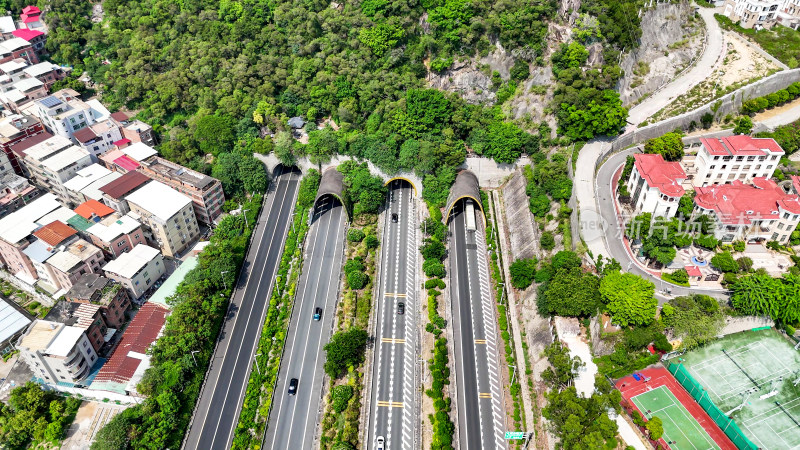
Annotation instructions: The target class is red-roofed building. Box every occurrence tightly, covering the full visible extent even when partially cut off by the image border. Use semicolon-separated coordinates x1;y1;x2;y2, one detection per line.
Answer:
22;6;41;16
98;171;151;215
74;199;114;221
694;135;784;187
113;155;139;173
33;220;77;247
626;153;687;218
694;178;800;244
11;29;44;54
91;302;168;395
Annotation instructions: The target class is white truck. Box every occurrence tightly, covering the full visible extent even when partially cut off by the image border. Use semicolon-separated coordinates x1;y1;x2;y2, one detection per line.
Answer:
465;199;476;232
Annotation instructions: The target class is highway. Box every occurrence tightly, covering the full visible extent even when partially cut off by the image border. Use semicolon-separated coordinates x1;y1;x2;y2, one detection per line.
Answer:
368;181;418;450
183;165;300;450
263;194;346;450
449;199;506;450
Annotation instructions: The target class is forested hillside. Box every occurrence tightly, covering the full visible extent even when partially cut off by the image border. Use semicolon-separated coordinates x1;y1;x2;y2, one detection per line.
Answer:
27;0;644;202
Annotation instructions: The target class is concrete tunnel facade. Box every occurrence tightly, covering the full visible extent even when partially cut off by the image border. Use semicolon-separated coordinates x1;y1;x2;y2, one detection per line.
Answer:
444;170;486;227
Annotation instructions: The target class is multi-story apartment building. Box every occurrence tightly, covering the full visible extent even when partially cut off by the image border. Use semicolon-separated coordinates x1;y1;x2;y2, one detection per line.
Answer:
0;114;45;174
0;193;59;283
65;273;132;329
98;171;151;214
12;29;46;55
73;119;123;158
693;177;800;244
626;153;687;218
33;89;97;140
63;164;114;207
0;172;40;218
22;62;64;90
138;156;225;224
22;137;92;205
693;135;784;187
86;213;147;258
125;180;199;257
17;320;98;386
45;238;105;293
102;244;165;299
723;0;782;28
0;37;38;65
111;112;156;147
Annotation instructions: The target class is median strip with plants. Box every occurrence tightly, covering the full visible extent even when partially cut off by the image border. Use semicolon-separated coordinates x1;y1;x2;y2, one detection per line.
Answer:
421;205;455;450
231;170;320;449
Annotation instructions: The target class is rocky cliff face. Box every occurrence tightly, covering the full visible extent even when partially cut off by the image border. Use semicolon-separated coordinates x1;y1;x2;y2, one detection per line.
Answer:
618;1;704;106
426;42;517;105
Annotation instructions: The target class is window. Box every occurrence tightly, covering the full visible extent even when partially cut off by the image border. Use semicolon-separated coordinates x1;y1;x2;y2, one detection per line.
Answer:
135;280;139;285
710;165;716;169
721;165;727;169
83;341;88;348
779;223;785;230
134;234;140;239
145;278;151;285
118;241;124;247
733;165;741;170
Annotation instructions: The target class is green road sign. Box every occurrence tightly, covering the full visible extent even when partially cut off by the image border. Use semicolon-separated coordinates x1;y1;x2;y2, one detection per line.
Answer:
505;432;525;439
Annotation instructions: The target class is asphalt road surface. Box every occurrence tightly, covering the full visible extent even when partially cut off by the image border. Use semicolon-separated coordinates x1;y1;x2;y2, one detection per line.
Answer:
183;166;300;450
368;181;418;450
263;194;346;450
449;200;506;450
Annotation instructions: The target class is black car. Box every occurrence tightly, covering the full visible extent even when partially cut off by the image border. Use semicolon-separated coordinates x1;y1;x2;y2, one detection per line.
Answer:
288;378;298;395
391;213;398;222
397;302;405;315
313;307;322;321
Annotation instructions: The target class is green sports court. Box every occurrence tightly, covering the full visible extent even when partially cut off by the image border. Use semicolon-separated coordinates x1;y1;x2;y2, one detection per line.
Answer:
677;328;800;450
631;385;720;450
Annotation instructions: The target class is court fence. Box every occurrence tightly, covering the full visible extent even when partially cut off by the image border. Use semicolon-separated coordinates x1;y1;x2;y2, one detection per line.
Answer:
665;360;758;450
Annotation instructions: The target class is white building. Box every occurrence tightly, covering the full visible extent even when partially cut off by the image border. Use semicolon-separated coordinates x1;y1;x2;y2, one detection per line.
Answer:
693;135;783;187
627;153;687;218
723;0;783;28
33;89;97;140
694;177;800;244
17;320;99;386
102;244;165;299
73;118;123;158
125;180;200;257
63;164;114;207
23;141;92;205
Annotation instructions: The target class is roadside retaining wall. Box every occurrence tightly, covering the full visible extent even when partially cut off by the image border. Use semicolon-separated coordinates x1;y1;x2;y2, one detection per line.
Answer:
611;68;800;152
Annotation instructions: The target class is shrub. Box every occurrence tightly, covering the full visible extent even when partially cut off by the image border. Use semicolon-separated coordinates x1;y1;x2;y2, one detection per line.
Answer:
733;240;746;252
787;324;797;336
722;271;738;286
331;385;354;412
423;260;446;278
653;334;672;352
733;116;753;135
540;232;555;251
420;238;446;261
694;234;719;250
346;271;369;290
364;234;379;249
425;279;446;290
711;251;738;273
737;256;753;272
646;416;664;440
510;258;537;290
347;228;365;242
324;328;368;377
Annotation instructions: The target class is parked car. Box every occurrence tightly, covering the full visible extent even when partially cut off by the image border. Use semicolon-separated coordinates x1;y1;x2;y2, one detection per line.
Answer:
288;378;298;395
313;307;322;321
397;302;405;315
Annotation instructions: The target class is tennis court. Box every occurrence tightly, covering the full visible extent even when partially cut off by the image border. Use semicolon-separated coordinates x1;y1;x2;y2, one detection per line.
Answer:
631;385;720;450
679;328;800;450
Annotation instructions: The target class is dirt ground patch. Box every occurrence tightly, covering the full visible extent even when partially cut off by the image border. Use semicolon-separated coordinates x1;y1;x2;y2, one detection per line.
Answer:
650;32;781;122
61;401;127;449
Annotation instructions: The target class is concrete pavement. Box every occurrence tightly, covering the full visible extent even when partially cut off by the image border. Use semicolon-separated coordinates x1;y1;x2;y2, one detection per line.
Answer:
183;166;300;450
368;181;418;450
263;195;346;450
449;200;506;450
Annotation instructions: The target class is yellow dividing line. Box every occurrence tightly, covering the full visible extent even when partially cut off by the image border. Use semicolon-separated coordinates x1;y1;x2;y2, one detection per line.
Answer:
384;292;407;298
377;401;405;408
474;339;487;344
381;338;406;344
478;393;492;399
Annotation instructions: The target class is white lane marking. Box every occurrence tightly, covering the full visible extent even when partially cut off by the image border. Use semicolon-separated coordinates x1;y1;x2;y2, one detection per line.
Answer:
450;210;470;449
207;169;298;449
297;207;346;443
387;189;403;445
268;201;336;450
464;217;486;450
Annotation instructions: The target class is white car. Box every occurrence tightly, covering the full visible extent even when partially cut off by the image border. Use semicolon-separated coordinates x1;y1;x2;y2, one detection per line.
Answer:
376;436;385;450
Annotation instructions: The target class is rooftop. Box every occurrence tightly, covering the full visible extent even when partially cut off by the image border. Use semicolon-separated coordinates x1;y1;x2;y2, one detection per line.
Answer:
33;220;77;246
35;206;76;227
110;112;129;123
46;247;82;273
63;164;113;193
0;193;58;243
0;38;30;53
695;178;800;224
18;320;62;352
45;326;85;357
23;134;72;162
87;213;141;243
40;146;91;173
0;16;15;34
74;199;115;221
102;244;160;279
0;297;31;345
140;156;218;190
148;256;198;308
12;77;42;93
701;135;785;157
21;237;54;263
13;29;44;42
21;62;55;79
120;142;157;162
633;153;686;198
80;172;122;201
0;114;39;140
65;273;111;301
113;155;139;172
0;59;26;74
98;171;150;200
86;99;111;122
9;131;51;159
72;127;97;144
92;303;168;387
125;180;191;221
22;6;41;16
66;214;93;232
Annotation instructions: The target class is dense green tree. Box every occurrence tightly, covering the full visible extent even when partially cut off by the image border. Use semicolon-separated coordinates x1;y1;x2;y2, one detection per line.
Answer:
538;267;601;317
600;271;657;326
509;258;537;289
542;378;621;450
195;115;236;155
734;116;754;135
711;251;738;273
542;341;583;389
661;295;724;349
644;132;684;161
324;328;369;377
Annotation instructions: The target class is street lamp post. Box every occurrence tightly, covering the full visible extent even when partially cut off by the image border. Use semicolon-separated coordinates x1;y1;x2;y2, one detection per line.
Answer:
254;353;262;375
220;270;229;294
243;209;250;231
191;350;199;366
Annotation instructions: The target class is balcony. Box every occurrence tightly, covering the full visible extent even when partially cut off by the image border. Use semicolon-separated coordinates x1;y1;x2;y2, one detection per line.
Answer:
63;351;81;369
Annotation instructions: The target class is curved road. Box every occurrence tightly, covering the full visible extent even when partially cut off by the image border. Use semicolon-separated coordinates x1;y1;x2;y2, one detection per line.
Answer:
264;196;345;450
